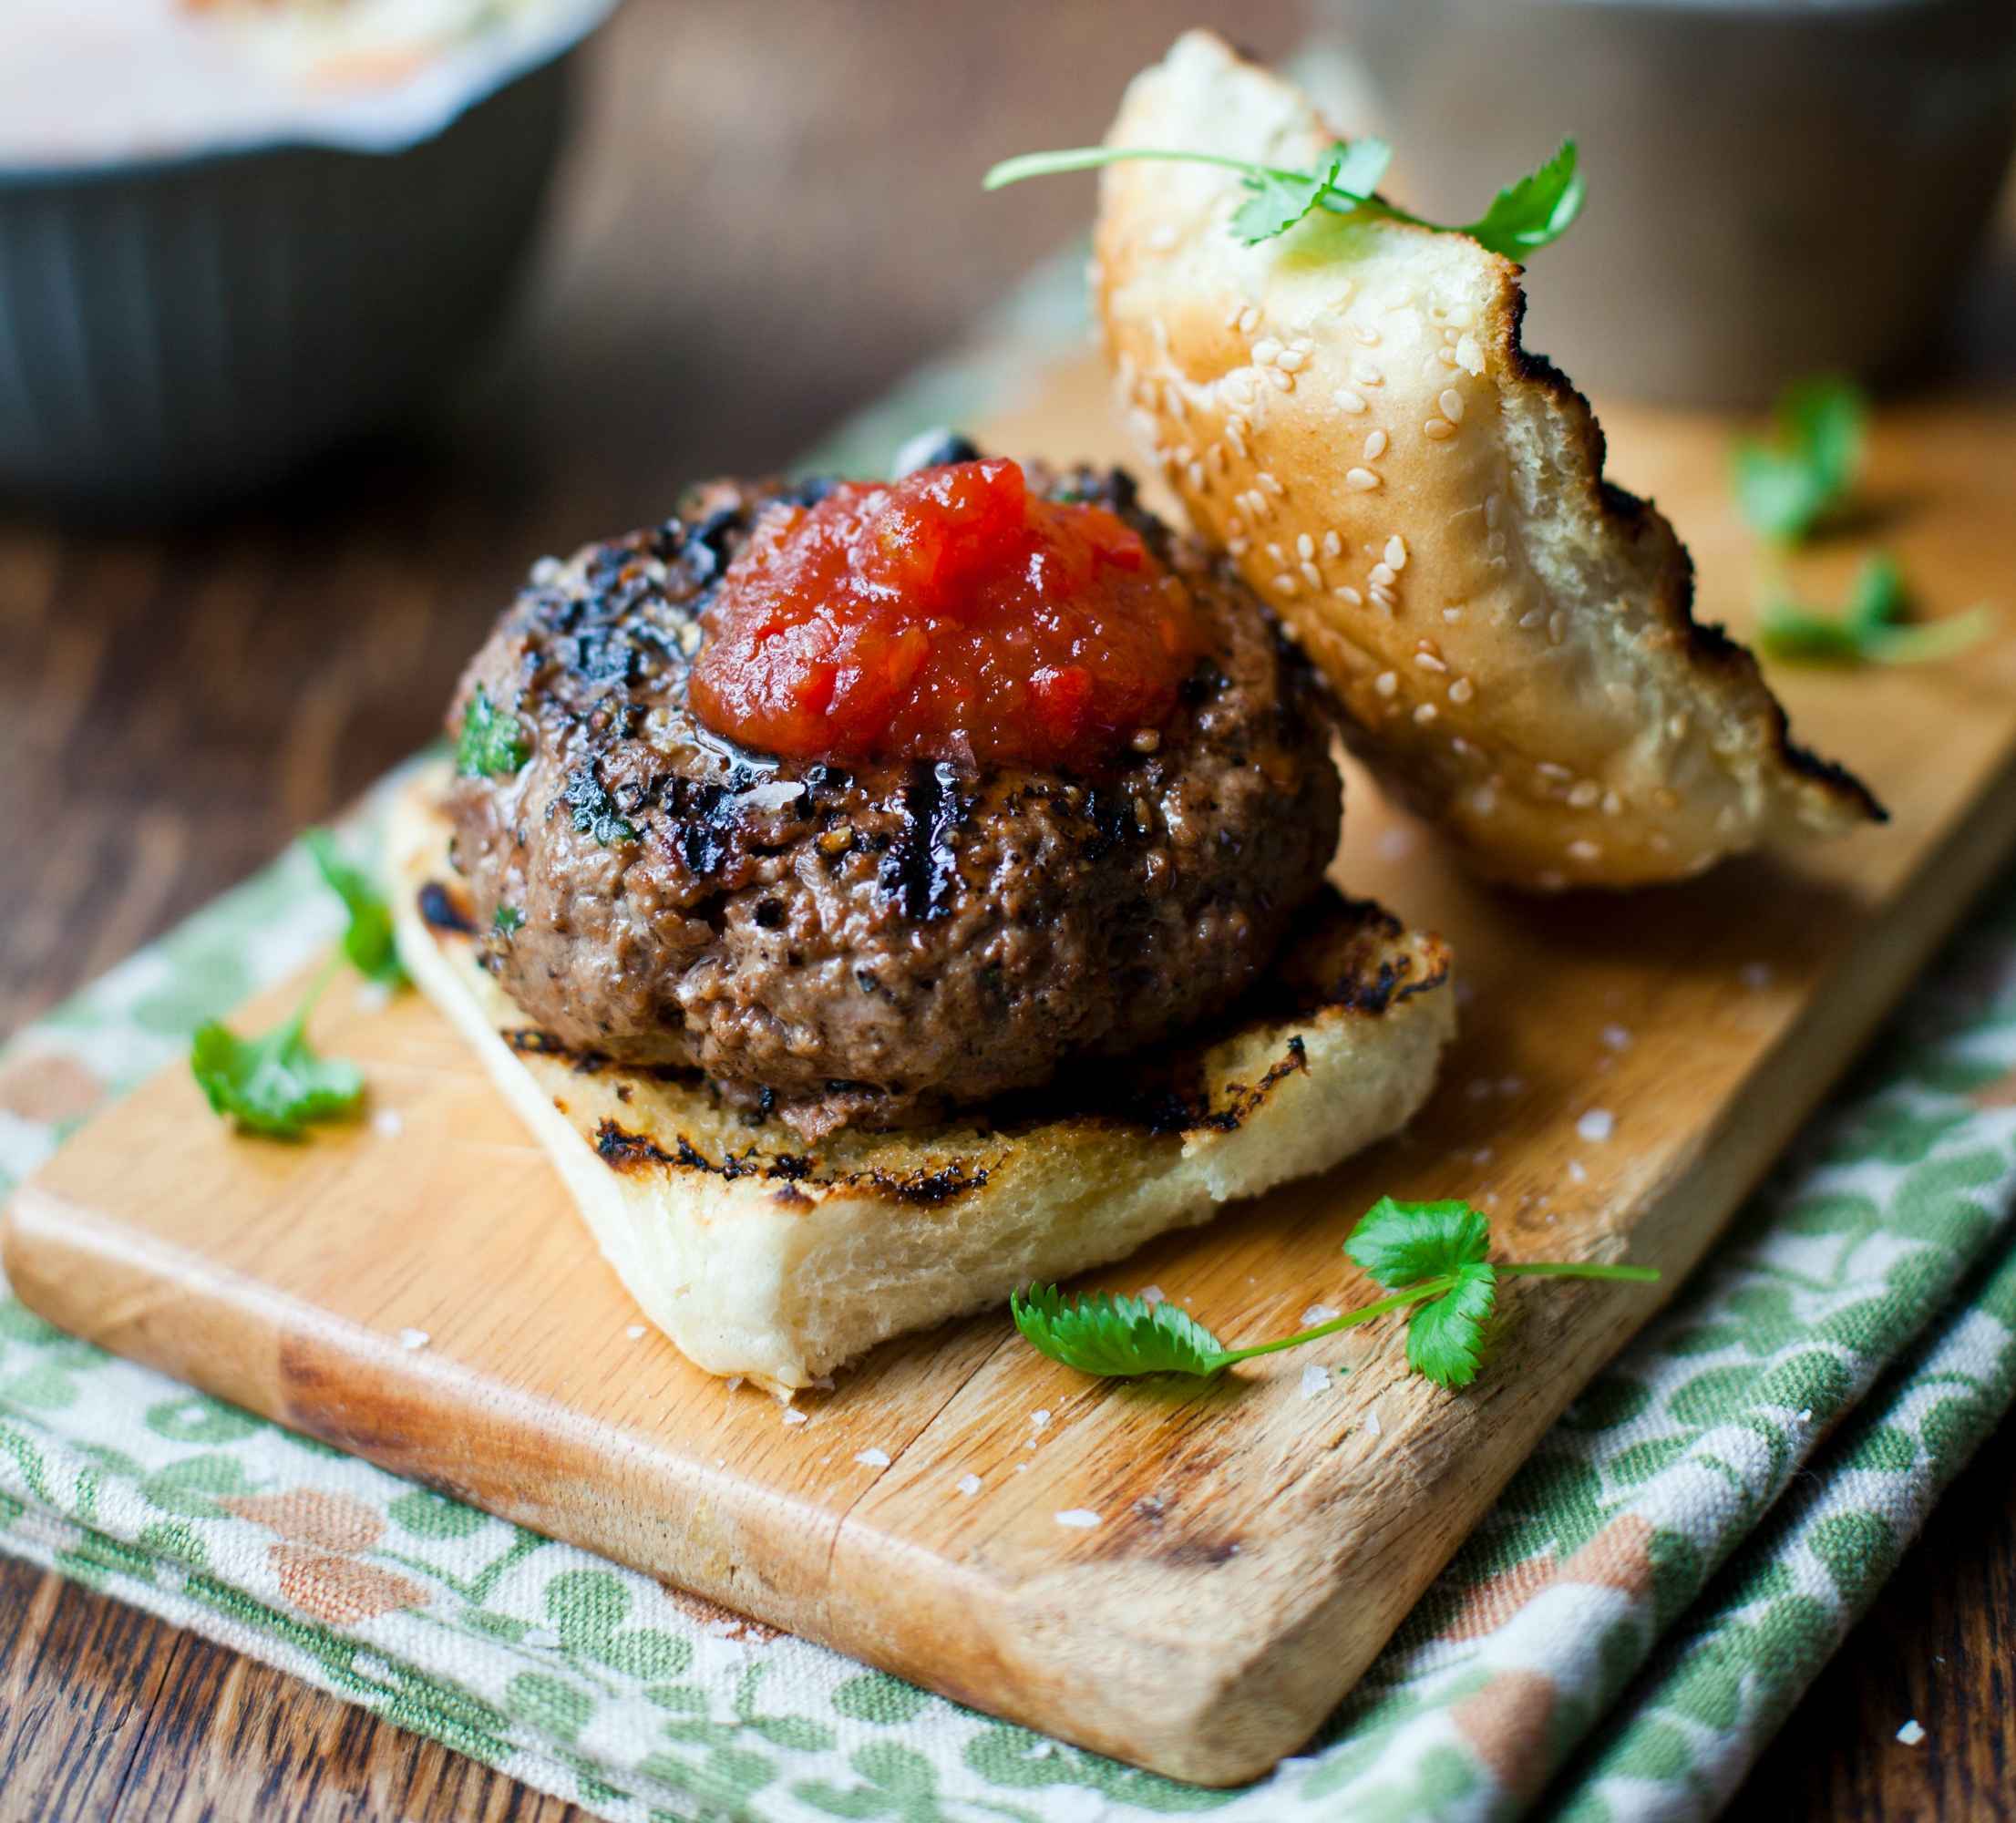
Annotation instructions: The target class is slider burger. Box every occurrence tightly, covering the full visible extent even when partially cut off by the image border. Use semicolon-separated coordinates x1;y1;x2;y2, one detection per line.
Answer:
391;445;1455;1389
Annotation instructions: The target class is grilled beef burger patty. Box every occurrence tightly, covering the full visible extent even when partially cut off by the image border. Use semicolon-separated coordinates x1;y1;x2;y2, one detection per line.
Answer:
439;460;1342;1138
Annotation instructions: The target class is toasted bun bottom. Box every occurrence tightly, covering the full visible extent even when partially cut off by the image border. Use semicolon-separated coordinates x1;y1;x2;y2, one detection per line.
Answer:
387;768;1455;1392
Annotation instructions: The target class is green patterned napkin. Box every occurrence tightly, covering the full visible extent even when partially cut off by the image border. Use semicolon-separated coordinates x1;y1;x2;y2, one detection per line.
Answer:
8;291;2016;1817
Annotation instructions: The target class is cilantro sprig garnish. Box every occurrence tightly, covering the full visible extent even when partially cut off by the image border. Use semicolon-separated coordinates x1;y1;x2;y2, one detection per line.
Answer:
1759;553;1994;668
191;827;407;1138
1011;1198;1657;1391
983;138;1584;261
190;959;363;1139
1733;376;1867;543
305;828;406;987
456;684;530;778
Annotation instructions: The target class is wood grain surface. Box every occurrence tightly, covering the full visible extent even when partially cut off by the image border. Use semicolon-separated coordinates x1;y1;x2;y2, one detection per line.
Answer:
3;1;2014;1816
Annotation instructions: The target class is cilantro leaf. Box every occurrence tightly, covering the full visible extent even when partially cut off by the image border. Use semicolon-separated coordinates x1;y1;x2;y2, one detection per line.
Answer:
1459;139;1585;260
1760;552;1992;667
1404;1262;1497;1389
1009;1198;1658;1389
456;684;530;778
1733;376;1867;542
1344;1196;1488;1287
190;1003;363;1139
304;829;406;987
984;138;1581;258
493;904;526;935
1011;1285;1230;1376
1230;151;1343;245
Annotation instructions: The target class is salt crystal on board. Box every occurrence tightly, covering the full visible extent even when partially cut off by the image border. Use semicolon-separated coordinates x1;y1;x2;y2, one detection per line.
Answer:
1577;1108;1614;1143
1054;1509;1101;1529
855;1447;891;1469
1897;1720;1926;1746
1299;1364;1330;1400
955;1473;982;1497
397;1328;429;1351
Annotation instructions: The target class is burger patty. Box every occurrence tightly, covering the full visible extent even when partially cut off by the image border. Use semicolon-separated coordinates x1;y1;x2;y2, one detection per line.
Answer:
439;457;1342;1138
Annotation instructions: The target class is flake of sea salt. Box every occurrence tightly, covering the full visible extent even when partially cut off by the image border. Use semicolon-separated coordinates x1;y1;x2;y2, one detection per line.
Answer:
955;1473;982;1497
370;1107;404;1138
1301;1303;1341;1326
1054;1509;1101;1529
1299;1364;1330;1400
854;1447;891;1469
1897;1720;1926;1746
397;1328;429;1352
1577;1108;1614;1143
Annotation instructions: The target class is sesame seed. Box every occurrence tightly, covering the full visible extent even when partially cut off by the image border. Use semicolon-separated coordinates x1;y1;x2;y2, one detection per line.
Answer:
1353;360;1383;386
1301;561;1322;589
1257;470;1285;496
1187;462;1205;490
1276;347;1308;372
1385;536;1407;570
1208;442;1227;473
1569;839;1602;862
1055;1509;1101;1529
1602;791;1624;817
1455;335;1483;372
1424;419;1457;441
1448;677;1476;705
1266;541;1286;564
1437;348;1458;366
1267;368;1293;392
1252;336;1283;365
1438;388;1466;423
1373;671;1398;697
1227;538;1249;557
1601;1024;1632;1050
1223;301;1246;330
1345;468;1382;491
1414;653;1447;673
1371;562;1397;587
955;1472;982;1497
1577;1108;1614;1142
1414;703;1438;724
1239;304;1261;334
1225;421;1248;458
1337;586;1364;605
855;1447;891;1468
1352;323;1382;346
1569;781;1600;809
1567;1159;1589;1184
1363;429;1389;461
1446;304;1474;328
1297;532;1316;560
1273;574;1300;597
1322;530;1343;558
1370;584;1398;611
1332;387;1369;414
1537;761;1572;780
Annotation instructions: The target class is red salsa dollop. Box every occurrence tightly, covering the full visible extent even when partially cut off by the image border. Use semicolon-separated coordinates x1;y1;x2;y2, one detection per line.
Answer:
688;458;1200;770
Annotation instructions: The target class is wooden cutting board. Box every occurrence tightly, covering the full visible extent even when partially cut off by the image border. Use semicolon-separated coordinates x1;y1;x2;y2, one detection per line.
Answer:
9;350;2016;1787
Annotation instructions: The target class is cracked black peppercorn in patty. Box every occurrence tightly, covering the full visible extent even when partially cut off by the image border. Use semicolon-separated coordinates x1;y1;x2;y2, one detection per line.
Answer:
438;458;1343;1138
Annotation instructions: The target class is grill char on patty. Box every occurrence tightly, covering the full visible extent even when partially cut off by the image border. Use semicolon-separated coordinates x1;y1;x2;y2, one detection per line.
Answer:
439;459;1343;1138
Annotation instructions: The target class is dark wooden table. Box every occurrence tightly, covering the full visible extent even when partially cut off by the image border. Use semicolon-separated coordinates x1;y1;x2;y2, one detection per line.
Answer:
1;3;2011;1815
